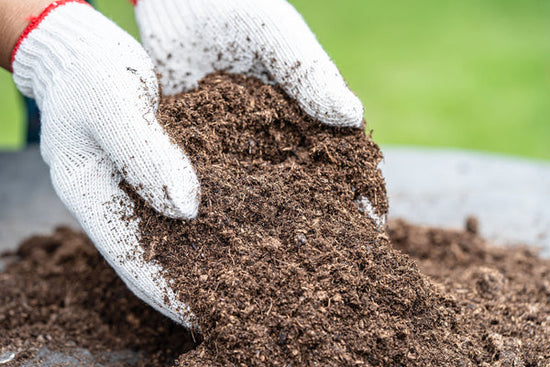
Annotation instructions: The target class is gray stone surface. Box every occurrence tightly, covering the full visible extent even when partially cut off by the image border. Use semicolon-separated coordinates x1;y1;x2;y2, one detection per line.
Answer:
380;146;550;256
0;146;78;252
19;347;140;367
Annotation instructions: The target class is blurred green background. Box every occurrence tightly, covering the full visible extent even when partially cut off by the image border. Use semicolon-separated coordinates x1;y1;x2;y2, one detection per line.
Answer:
0;0;548;159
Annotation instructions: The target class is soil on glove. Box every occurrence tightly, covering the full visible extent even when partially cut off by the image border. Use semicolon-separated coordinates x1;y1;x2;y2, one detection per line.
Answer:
2;73;549;366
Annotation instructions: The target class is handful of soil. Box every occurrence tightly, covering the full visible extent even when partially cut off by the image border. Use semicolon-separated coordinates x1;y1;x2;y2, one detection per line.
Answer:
125;73;461;365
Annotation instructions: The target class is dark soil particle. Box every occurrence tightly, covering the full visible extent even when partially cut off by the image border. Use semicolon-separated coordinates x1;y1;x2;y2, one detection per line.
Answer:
2;73;549;366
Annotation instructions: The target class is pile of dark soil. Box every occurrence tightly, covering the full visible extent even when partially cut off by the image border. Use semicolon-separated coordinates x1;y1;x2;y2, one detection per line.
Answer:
125;73;548;365
389;219;550;366
127;73;461;366
1;73;549;366
0;227;195;366
2;220;550;366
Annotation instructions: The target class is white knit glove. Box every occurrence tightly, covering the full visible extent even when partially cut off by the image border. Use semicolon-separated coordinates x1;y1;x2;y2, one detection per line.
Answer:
134;0;364;128
12;0;199;327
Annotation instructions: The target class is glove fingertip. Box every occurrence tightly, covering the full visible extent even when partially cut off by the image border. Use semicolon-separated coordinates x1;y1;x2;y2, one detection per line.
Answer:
153;160;201;220
163;183;201;220
336;91;365;128
301;86;365;129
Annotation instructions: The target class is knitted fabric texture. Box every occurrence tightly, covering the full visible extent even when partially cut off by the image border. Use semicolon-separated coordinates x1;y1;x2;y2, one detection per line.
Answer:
12;1;200;327
134;0;364;128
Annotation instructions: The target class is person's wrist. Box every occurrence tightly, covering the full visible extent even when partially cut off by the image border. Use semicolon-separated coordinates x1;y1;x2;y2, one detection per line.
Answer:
11;1;125;103
9;0;92;74
0;0;58;70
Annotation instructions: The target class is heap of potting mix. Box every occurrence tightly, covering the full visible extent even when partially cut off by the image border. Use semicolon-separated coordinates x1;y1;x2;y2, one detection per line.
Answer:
1;73;549;366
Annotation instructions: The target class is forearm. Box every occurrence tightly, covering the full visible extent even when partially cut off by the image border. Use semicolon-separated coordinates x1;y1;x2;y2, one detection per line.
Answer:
0;0;54;70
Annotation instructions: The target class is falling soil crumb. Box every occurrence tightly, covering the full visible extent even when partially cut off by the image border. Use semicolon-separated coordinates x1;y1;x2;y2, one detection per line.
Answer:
2;73;549;366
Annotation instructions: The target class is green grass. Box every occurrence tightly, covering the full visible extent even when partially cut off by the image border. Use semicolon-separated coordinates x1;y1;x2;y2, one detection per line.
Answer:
0;70;24;149
1;0;549;160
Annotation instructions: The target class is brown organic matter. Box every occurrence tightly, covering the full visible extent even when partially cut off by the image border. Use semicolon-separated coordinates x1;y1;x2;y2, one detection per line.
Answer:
389;219;550;366
2;73;549;366
0;227;195;367
2;220;550;366
127;72;457;366
123;73;547;366
3;220;550;366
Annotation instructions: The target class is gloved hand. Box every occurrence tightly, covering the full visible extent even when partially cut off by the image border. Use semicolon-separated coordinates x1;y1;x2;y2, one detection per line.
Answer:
133;0;385;229
133;0;364;128
12;0;199;326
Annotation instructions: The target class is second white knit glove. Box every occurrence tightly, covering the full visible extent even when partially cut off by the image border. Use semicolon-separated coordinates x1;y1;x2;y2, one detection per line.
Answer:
134;0;364;128
12;0;199;327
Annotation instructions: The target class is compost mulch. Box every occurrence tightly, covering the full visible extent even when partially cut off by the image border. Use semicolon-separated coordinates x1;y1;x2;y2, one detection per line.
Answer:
1;73;549;366
2;221;550;366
